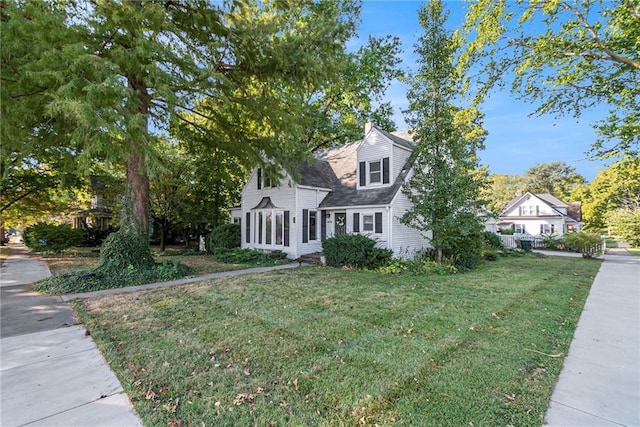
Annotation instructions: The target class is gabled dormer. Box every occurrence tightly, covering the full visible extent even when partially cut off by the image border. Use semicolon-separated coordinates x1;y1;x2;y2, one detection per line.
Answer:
356;122;413;190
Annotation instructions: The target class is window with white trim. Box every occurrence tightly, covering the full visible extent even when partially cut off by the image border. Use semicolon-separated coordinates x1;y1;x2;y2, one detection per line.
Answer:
369;160;381;184
514;224;526;234
519;205;538;215
362;214;374;232
540;224;554;234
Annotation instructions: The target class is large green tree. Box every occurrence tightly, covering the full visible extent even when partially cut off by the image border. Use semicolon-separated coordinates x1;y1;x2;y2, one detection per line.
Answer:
2;0;360;240
571;158;640;229
482;173;524;214
401;0;486;265
521;161;586;201
461;0;639;158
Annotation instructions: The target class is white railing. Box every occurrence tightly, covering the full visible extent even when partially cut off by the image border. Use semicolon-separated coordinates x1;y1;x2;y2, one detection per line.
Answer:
497;234;545;249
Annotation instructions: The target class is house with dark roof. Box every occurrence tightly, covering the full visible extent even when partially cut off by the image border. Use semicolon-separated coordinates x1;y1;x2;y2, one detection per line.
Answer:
497;192;582;236
237;122;442;259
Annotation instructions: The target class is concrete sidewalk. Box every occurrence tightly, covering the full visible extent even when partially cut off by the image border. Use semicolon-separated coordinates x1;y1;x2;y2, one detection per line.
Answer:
0;243;143;427
544;253;640;426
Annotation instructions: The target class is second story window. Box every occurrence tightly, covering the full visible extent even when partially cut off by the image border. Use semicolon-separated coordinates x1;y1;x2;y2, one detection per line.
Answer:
369;160;381;184
359;157;390;187
519;205;538;215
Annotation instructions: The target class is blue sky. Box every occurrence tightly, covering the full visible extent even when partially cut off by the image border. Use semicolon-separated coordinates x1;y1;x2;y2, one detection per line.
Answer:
354;1;610;182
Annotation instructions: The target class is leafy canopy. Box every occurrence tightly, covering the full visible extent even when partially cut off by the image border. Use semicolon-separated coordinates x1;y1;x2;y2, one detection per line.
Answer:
460;0;639;158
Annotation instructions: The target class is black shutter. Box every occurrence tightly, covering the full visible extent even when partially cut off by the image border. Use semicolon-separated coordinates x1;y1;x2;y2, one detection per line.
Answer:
284;211;290;247
257;168;262;189
375;212;383;233
302;209;309;243
359;161;366;186
309;211;316;240
353;213;360;232
258;212;263;244
245;212;251;243
321;210;327;241
383;157;390;184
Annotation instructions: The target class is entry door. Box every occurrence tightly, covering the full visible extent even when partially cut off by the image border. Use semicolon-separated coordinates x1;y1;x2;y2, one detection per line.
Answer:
334;212;346;235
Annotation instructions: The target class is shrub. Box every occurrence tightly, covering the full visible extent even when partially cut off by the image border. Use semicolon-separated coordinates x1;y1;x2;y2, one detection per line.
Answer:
206;223;241;252
481;249;498;261
483;231;503;249
322;234;390;269
498;228;514;235
98;230;155;271
23;223;84;253
82;225;117;247
563;232;602;258
213;248;289;265
540;233;563;250
443;224;484;271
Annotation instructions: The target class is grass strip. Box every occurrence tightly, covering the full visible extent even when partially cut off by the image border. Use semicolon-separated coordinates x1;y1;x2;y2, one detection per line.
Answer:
75;255;601;426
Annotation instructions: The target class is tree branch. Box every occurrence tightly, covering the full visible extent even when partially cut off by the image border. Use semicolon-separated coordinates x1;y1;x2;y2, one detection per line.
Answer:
561;1;640;70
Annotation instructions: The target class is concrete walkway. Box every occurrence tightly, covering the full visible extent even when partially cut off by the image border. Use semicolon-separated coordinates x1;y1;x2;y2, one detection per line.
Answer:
1;243;304;427
544;252;640;426
0;243;143;427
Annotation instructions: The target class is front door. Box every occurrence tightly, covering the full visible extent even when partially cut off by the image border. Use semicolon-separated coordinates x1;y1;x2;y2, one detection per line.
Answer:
334;212;346;236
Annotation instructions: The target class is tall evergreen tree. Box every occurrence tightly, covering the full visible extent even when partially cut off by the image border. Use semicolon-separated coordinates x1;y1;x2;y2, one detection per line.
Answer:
401;0;486;265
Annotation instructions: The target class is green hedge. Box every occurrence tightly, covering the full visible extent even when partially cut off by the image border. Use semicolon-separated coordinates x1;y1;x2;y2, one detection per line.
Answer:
322;234;392;269
206;223;241;252
23;223;84;253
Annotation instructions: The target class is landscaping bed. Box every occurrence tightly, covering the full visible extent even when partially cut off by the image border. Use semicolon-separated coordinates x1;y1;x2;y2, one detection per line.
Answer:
74;255;601;426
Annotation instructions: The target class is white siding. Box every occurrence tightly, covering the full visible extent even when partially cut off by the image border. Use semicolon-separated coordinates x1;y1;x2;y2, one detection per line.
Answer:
240;168;297;258
296;187;329;256
357;130;392;189
501;194;570;235
392;144;412;182
389;187;430;259
345;208;389;249
503;194;558;217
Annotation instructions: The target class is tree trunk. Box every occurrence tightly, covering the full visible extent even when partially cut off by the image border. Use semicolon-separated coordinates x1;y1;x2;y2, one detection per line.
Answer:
160;218;166;252
125;72;150;237
126;149;150;235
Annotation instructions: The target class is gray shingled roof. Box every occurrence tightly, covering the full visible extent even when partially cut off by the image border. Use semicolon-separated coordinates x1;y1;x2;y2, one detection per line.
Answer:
292;127;415;208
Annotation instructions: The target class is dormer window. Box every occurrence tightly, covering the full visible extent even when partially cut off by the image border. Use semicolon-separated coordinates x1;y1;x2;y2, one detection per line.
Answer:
369;160;381;184
359;157;390;187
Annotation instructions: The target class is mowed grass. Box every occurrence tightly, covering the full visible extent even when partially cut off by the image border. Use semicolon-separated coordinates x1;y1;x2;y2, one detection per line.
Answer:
75;255;601;426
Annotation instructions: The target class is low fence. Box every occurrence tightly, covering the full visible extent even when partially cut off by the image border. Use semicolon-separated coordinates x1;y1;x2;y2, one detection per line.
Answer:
496;233;604;256
497;234;545;249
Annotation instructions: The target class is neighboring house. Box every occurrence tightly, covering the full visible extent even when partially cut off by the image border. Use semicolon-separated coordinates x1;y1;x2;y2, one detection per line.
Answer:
497;192;582;236
236;122;491;260
70;194;113;231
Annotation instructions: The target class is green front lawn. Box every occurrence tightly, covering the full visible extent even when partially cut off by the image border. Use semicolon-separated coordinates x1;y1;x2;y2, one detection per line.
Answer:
75;255;601;426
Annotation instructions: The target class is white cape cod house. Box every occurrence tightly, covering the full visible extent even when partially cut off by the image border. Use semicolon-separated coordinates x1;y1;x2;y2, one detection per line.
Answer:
235;123;438;259
497;192;582;236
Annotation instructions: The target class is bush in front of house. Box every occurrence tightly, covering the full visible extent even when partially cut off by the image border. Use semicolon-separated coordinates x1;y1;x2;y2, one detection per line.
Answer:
322;233;392;269
483;231;503;249
206;223;241;252
23;222;85;254
213;247;289;265
563;232;602;258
